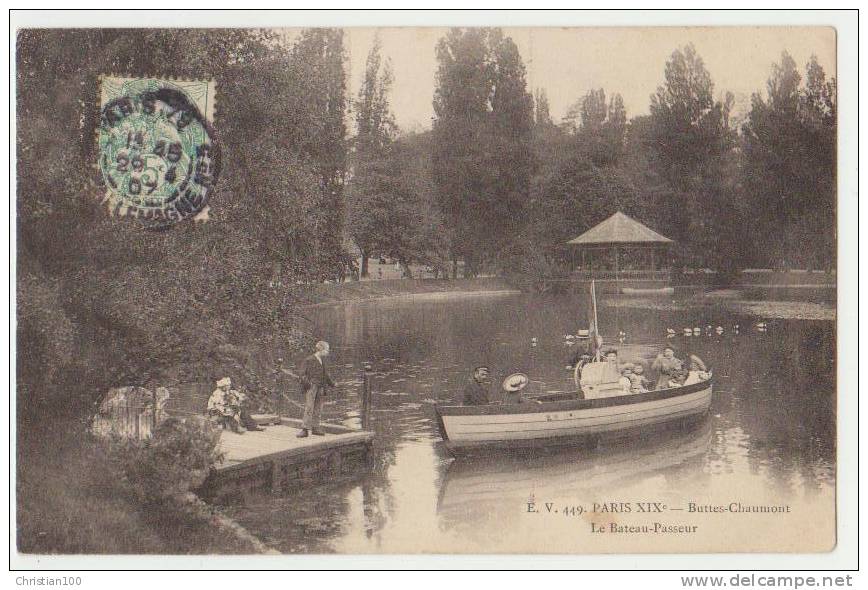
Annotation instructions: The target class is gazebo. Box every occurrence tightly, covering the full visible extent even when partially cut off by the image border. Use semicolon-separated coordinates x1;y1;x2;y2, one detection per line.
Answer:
567;211;674;286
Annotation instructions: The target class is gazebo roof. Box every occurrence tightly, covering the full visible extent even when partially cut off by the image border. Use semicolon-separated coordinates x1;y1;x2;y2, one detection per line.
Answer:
567;211;674;245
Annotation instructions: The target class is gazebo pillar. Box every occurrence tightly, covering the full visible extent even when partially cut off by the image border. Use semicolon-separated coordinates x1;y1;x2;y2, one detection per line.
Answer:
613;245;620;278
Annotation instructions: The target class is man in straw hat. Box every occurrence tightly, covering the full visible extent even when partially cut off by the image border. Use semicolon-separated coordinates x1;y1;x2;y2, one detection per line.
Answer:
501;372;529;405
297;340;336;438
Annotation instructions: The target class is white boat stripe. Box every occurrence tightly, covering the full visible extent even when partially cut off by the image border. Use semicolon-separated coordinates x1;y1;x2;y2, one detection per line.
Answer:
445;391;710;428
453;407;707;437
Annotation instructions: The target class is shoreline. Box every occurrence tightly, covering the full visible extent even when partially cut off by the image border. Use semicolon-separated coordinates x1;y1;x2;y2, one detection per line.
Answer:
605;295;835;321
298;278;835;321
303;288;522;308
298;277;521;307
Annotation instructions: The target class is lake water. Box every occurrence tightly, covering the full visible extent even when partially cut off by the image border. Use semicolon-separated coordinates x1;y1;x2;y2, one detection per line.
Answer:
225;293;836;554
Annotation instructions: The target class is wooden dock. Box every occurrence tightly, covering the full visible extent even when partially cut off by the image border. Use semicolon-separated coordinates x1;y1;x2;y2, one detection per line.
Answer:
199;416;374;502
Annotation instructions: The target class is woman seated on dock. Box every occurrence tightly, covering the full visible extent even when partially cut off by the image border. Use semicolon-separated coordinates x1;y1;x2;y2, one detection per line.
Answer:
206;377;264;433
208;377;244;433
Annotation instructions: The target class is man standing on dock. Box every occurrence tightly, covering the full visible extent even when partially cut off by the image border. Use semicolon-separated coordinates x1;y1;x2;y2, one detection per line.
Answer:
297;340;336;438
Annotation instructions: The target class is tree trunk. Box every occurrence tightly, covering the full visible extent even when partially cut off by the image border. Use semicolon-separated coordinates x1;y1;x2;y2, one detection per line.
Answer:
451;257;458;280
360;251;369;278
399;261;414;279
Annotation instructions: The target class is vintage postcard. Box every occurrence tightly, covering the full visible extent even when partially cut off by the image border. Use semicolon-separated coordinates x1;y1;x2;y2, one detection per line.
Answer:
11;11;855;569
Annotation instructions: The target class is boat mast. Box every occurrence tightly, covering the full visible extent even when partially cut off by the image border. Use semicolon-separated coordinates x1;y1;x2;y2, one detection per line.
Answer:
589;279;601;361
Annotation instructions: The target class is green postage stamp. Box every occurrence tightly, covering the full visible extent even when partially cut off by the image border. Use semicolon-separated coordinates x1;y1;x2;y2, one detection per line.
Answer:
97;76;220;228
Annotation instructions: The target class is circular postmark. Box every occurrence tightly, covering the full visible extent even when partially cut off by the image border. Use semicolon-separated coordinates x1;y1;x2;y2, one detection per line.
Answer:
98;84;220;228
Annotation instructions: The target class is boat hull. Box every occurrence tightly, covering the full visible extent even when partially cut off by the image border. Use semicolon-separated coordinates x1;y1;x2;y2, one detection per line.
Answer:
435;379;712;454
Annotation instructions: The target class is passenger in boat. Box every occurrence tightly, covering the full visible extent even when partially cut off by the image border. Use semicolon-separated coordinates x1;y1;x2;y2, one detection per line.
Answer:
668;366;690;387
629;364;649;393
652;345;683;389
463;366;491;406
684;354;711;385
501;373;529;405
567;349;592;373
618;364;634;394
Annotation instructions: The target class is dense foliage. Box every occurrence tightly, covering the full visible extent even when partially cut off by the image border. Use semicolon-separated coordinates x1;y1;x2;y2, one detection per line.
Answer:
16;29;349;427
115;417;223;503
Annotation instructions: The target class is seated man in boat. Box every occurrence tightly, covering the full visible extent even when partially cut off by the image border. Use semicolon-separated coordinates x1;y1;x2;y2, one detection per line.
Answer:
652;345;683;389
463;366;491;406
566;330;592;368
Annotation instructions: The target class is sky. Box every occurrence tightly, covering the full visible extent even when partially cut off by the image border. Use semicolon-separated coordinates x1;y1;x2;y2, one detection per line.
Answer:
283;27;836;132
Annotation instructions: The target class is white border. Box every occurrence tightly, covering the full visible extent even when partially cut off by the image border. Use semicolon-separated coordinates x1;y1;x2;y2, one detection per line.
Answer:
6;8;859;574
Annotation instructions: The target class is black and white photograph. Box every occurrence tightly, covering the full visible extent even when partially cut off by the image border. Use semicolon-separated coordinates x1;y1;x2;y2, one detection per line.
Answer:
10;10;857;570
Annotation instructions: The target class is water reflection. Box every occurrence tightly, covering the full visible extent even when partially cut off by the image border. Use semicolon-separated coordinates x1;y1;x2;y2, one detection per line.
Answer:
437;420;713;528
226;293;835;553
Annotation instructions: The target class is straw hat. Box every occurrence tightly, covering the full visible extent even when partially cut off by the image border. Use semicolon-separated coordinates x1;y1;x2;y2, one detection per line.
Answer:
502;373;529;392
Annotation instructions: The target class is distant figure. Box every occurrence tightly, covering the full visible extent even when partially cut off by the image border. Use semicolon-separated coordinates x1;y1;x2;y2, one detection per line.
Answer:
463;366;491;406
297;341;336;438
652;345;683;390
208;377;243;433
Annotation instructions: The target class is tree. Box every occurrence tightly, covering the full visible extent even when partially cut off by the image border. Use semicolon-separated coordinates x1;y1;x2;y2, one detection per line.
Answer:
354;34;396;157
289;29;349;274
431;28;534;276
648;44;737;267
347;36;396;277
347;41;446;278
533;88;553;127
741;52;836;268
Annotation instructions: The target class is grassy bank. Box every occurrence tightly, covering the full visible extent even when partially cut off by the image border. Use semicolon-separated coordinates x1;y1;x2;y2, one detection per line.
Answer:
300;277;520;306
16;431;267;555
